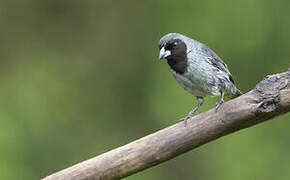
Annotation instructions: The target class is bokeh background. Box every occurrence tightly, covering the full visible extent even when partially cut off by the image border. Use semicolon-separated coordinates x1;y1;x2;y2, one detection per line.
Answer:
0;0;289;179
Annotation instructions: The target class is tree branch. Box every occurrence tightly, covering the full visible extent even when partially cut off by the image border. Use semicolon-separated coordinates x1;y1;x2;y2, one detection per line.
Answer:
43;71;290;180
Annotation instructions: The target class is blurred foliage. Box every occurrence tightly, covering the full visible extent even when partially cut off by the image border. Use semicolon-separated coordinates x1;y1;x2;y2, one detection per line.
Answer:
0;0;289;179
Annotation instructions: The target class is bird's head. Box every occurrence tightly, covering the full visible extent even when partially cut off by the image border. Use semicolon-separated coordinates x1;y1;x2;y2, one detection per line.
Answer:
158;38;187;60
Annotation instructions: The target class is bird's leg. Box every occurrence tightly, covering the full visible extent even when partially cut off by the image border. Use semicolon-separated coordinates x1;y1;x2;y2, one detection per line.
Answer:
180;96;204;126
215;91;224;111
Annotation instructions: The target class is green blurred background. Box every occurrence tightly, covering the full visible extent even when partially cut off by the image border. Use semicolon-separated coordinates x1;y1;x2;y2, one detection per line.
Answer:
0;0;289;179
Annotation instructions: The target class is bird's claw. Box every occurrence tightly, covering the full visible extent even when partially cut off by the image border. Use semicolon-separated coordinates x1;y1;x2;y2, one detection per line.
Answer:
215;100;224;111
179;115;192;126
179;116;189;122
178;98;202;127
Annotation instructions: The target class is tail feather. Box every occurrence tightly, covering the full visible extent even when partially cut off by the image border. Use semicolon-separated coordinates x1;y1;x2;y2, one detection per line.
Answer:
231;87;242;98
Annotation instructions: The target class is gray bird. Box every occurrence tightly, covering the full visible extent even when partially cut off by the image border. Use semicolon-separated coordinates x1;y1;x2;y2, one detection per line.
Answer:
158;33;242;125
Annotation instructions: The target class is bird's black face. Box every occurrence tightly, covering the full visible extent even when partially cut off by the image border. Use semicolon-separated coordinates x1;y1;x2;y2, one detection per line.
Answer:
159;39;187;60
158;39;188;74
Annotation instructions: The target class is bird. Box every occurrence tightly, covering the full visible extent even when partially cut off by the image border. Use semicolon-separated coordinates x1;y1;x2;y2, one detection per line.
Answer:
158;33;242;125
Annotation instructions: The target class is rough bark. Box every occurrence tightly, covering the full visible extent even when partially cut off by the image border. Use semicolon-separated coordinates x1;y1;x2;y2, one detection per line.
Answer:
43;71;290;180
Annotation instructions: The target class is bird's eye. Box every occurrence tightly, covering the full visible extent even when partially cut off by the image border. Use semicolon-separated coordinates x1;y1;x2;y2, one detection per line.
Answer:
173;42;178;47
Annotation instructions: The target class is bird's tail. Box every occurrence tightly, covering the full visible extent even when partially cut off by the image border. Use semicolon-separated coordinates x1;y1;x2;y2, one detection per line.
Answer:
230;86;243;98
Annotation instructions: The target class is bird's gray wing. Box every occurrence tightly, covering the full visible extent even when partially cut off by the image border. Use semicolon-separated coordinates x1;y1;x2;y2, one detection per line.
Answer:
165;34;235;83
198;43;231;75
180;36;230;74
186;41;236;84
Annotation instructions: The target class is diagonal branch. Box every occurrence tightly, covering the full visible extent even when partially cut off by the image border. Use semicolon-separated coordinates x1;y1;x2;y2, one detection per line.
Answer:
43;71;290;180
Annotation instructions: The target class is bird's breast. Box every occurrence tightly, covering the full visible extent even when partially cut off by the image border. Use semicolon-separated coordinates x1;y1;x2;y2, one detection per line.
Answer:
169;69;208;97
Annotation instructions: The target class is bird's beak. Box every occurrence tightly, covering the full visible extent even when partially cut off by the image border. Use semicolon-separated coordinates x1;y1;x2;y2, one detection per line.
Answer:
159;47;171;60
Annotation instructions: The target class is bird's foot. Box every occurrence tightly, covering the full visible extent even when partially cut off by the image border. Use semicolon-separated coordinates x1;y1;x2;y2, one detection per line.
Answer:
215;99;224;111
178;97;203;127
179;114;194;127
179;115;191;122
